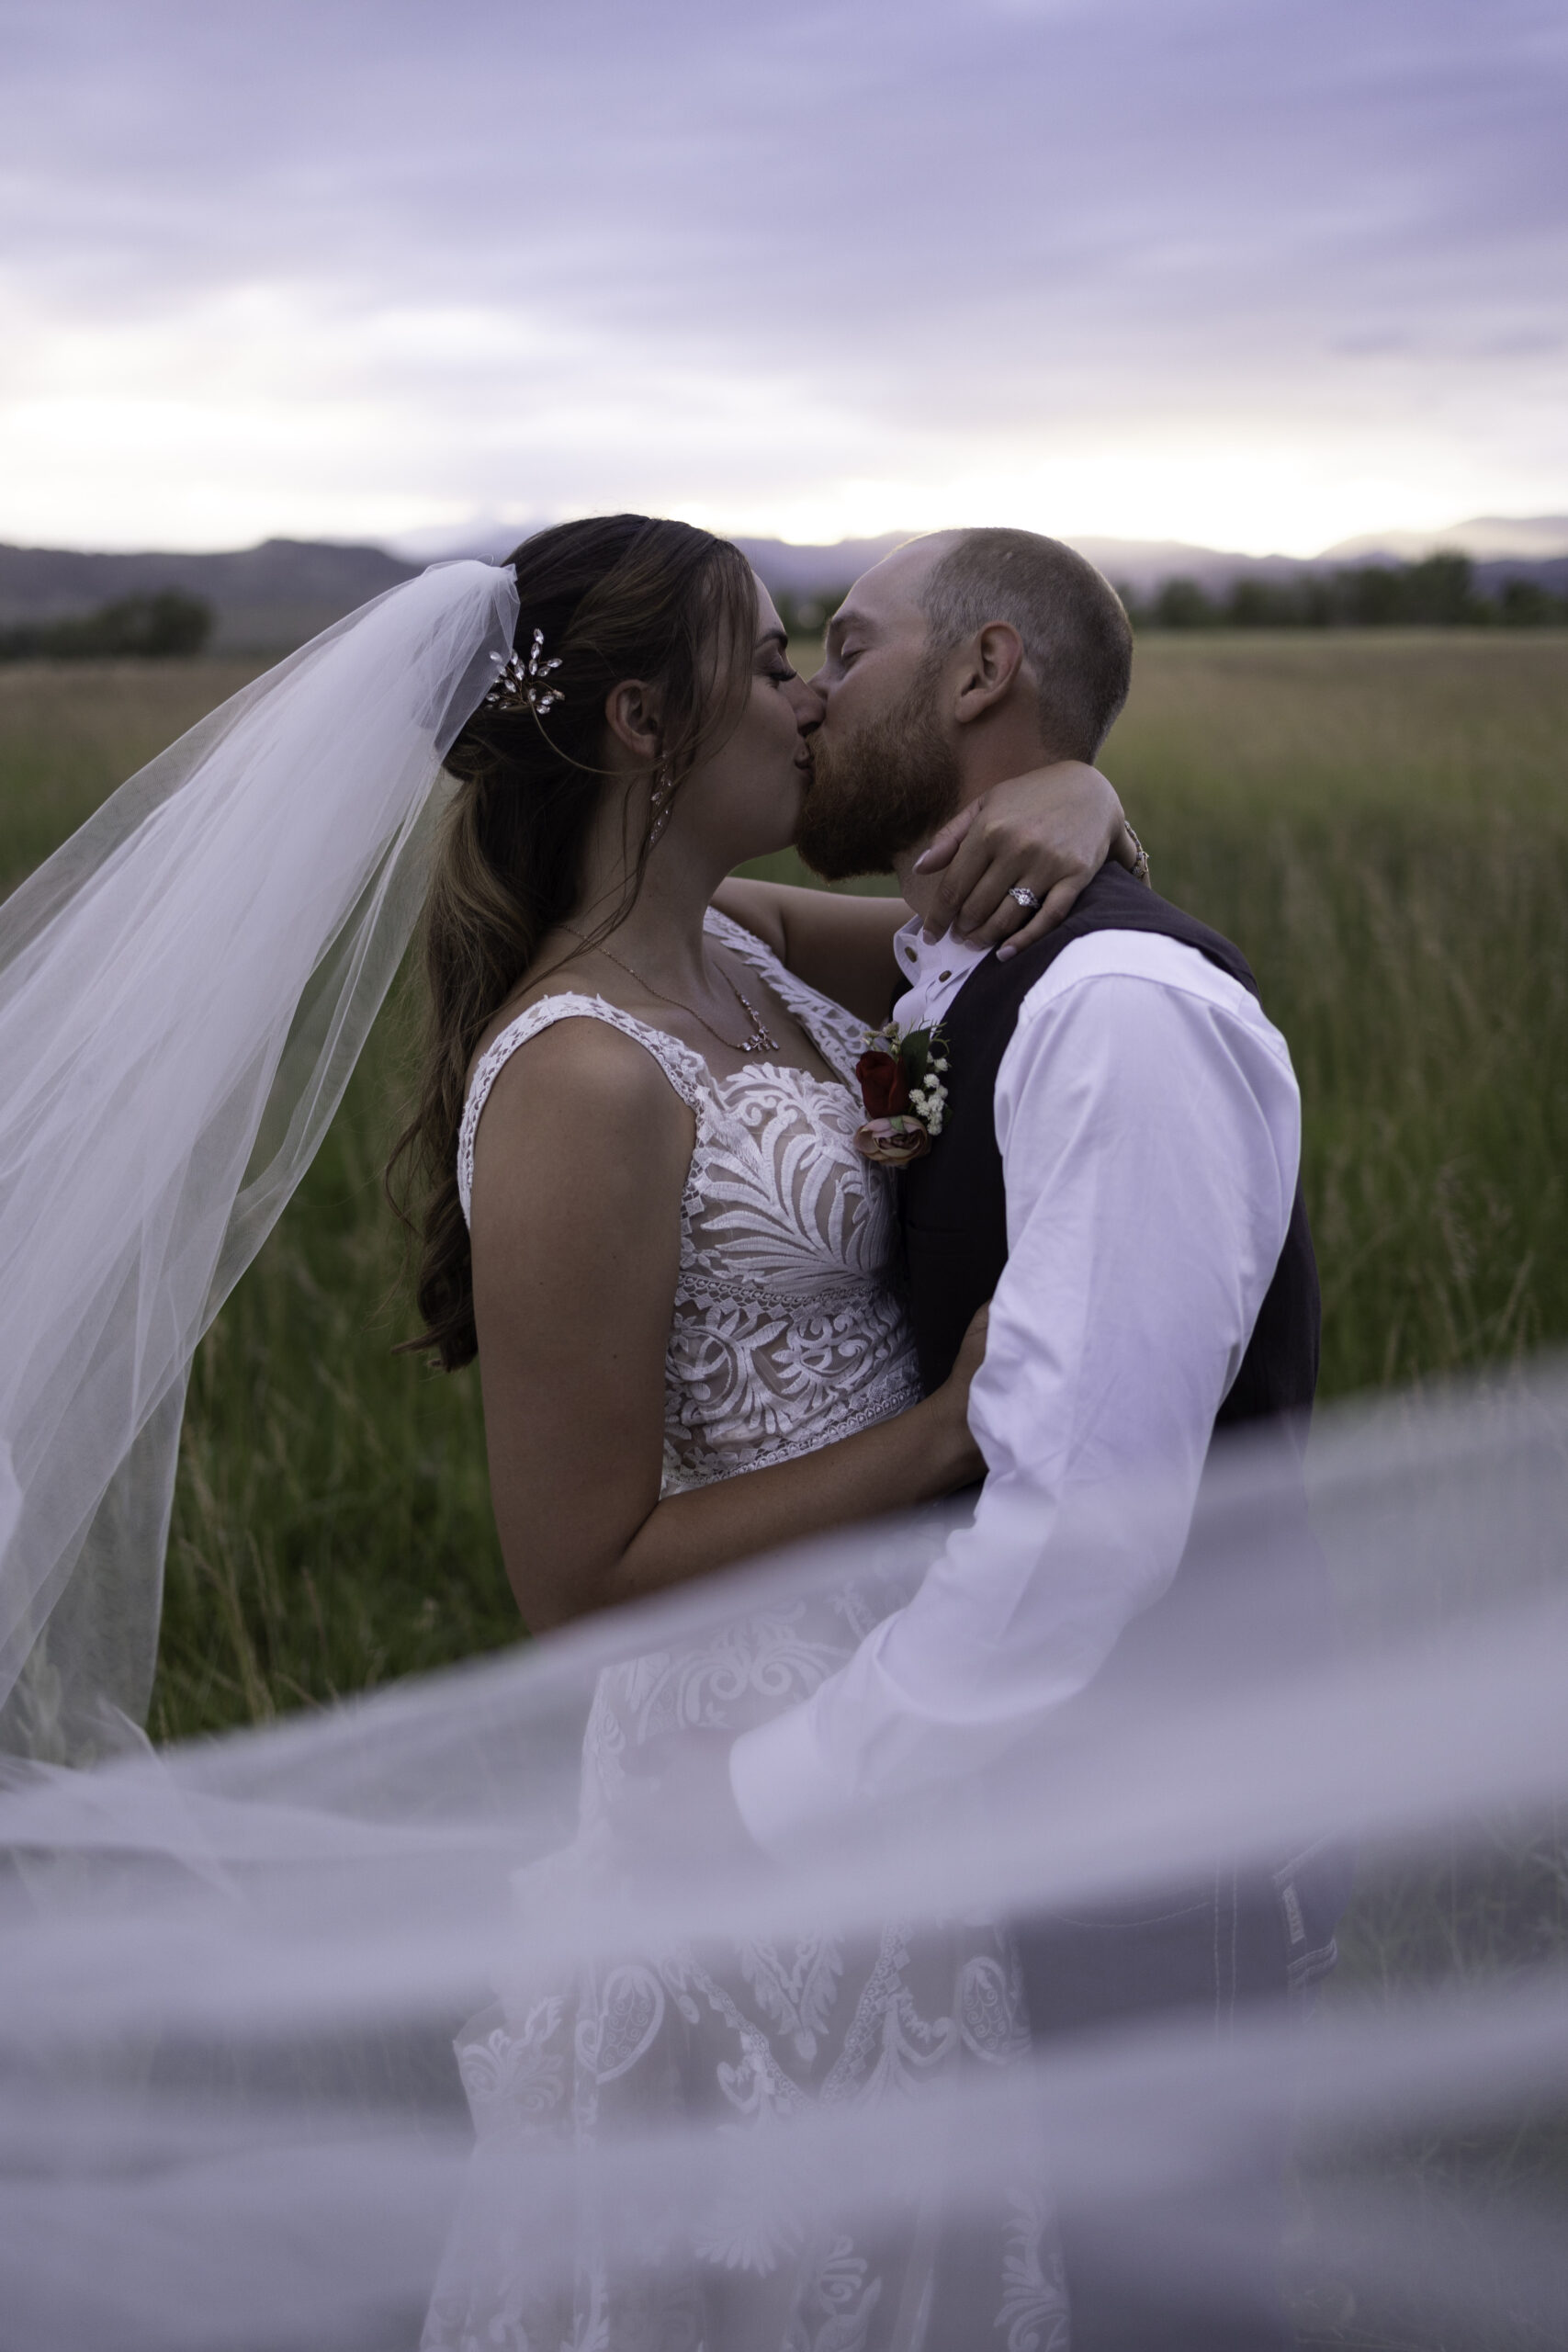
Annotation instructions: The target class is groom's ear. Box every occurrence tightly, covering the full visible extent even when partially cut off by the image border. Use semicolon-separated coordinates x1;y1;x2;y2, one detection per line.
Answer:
951;622;1027;729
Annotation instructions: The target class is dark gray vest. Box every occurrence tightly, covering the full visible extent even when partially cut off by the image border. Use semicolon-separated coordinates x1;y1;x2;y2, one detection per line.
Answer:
899;861;1320;1419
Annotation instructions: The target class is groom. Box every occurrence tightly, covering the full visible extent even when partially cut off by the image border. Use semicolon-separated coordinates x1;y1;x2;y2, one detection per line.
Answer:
727;529;1346;2349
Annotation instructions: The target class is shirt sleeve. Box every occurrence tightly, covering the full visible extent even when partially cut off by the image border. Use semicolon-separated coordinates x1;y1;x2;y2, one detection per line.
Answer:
728;934;1303;1852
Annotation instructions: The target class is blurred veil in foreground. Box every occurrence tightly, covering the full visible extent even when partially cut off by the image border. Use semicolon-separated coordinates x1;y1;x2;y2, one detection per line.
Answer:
3;1367;1567;2350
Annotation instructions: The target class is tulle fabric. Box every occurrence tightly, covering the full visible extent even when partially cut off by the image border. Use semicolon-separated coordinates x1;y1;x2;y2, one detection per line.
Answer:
0;561;518;1762
1;1375;1566;2347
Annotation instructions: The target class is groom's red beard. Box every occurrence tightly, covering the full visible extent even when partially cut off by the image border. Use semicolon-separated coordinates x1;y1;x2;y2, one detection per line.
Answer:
795;665;963;882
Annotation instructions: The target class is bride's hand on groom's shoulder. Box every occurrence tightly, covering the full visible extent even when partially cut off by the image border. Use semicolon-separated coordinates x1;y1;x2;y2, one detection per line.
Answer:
913;760;1127;955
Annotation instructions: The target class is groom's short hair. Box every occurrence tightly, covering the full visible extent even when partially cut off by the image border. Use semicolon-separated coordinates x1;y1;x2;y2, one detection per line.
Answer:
919;528;1133;760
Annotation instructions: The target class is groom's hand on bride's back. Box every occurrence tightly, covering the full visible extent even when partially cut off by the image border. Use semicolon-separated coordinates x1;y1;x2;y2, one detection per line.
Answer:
914;760;1127;953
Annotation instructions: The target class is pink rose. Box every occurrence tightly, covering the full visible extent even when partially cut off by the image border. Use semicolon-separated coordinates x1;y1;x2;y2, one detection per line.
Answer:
852;1114;931;1168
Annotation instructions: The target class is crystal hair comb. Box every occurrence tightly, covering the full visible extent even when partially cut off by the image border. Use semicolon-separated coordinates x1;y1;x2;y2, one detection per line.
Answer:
481;625;565;717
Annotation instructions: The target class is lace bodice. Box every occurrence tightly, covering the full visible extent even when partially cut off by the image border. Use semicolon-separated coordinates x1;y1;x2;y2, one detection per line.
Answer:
457;910;921;1493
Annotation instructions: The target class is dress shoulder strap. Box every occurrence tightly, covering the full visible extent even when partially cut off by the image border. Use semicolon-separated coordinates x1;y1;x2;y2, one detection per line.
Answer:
457;993;708;1227
703;905;865;1082
703;905;795;982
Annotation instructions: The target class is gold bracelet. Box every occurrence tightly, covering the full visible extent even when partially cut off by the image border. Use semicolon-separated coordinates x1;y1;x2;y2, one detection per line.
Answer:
1122;820;1151;887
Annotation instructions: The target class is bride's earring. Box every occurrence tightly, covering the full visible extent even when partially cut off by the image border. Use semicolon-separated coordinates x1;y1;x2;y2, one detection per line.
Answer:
648;760;679;848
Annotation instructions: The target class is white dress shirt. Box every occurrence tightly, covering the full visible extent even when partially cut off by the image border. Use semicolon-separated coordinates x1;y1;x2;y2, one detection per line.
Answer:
728;915;1303;1852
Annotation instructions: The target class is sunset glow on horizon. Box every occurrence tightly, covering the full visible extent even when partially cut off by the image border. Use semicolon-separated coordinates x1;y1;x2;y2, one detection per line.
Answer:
4;0;1564;557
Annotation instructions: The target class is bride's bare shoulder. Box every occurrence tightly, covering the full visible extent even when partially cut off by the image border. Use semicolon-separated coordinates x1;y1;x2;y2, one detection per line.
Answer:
468;997;693;1204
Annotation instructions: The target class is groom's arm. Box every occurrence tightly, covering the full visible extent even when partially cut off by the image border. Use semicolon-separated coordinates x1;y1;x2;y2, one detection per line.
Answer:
712;760;1133;1023
728;933;1303;1849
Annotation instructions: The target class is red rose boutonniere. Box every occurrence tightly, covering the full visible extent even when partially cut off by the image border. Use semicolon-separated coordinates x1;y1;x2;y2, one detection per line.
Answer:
852;1023;950;1167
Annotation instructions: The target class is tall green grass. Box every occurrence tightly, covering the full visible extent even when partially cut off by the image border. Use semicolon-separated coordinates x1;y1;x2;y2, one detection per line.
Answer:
1096;633;1568;1397
2;635;1565;1740
0;656;267;895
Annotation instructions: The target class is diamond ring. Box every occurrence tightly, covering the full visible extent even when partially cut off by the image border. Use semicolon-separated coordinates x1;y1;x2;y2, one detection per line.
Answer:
1008;884;1042;913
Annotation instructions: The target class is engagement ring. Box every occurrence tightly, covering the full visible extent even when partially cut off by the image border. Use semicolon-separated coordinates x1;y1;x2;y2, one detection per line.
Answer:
1008;884;1042;913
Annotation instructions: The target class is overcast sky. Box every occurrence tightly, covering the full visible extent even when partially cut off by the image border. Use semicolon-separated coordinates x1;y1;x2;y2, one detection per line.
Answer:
3;0;1564;554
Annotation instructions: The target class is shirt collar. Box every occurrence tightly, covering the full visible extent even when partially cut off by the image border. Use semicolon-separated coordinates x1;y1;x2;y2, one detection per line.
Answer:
890;916;989;1027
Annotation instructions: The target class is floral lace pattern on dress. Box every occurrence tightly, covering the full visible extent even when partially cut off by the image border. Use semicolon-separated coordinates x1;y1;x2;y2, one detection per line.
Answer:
457;910;923;1493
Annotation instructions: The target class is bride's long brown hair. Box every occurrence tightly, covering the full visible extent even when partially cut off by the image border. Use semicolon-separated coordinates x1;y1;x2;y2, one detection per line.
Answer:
389;514;755;1370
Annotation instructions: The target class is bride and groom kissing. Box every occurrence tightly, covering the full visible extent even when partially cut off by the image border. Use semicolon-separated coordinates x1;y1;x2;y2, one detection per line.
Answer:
417;514;1345;2352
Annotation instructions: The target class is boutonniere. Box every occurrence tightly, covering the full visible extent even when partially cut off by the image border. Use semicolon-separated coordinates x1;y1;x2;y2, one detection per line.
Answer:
852;1023;950;1166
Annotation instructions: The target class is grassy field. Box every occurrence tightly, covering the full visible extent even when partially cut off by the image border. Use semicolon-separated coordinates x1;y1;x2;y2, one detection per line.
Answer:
6;637;1566;2343
1060;633;1568;1398
1;633;1565;1741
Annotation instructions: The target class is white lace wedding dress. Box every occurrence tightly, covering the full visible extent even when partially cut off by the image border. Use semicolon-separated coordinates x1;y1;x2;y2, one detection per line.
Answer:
423;911;1066;2352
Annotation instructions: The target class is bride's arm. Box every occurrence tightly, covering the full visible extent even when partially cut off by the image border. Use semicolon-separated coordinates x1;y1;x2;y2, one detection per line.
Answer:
468;1020;982;1634
713;759;1139;1025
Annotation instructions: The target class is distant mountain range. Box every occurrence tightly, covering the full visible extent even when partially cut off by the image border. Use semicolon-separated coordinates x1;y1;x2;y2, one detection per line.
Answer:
1325;514;1568;563
2;518;1564;653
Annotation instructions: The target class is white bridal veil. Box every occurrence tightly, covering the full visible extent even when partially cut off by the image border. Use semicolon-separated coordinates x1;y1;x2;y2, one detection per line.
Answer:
0;560;518;1762
0;568;1565;2346
0;1376;1566;2346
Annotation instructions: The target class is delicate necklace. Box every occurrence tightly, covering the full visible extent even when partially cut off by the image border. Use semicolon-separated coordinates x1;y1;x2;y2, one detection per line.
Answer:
568;932;781;1056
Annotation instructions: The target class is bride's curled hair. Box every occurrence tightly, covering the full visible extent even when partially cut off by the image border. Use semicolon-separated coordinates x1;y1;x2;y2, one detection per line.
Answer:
389;514;755;1369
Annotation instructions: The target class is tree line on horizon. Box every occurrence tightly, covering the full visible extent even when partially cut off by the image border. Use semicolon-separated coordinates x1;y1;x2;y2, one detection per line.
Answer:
1117;552;1566;632
0;589;214;662
775;554;1565;641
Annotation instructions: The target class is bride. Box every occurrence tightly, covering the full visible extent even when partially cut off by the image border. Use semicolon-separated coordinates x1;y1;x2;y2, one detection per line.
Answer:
388;514;1133;2349
0;509;1129;2344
